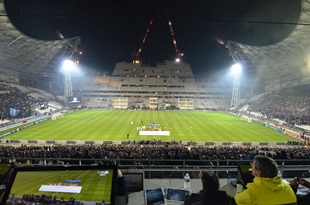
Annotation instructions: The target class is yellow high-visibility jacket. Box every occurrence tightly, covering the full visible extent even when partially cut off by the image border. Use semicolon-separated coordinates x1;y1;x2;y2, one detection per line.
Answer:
235;177;297;205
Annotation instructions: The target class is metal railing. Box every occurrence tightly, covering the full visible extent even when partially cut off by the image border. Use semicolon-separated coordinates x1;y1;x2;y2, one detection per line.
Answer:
3;157;310;179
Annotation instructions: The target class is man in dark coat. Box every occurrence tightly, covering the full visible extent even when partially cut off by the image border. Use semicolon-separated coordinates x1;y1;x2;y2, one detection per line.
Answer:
184;172;236;205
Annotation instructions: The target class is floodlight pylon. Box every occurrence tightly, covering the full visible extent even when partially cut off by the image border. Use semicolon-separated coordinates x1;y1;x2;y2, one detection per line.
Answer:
64;71;73;107
230;72;240;111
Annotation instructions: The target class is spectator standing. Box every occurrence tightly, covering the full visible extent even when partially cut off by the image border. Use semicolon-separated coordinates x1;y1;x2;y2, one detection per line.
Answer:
235;155;297;205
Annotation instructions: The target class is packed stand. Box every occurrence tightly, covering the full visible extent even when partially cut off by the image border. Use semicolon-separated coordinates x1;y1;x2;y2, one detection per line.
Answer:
0;83;47;123
247;84;310;126
0;144;310;166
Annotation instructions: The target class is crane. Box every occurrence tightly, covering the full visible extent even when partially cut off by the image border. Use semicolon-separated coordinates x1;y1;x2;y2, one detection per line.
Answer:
131;13;183;64
131;18;154;64
166;13;183;62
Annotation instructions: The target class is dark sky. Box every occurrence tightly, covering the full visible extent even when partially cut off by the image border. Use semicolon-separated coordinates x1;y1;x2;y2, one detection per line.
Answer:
5;0;300;77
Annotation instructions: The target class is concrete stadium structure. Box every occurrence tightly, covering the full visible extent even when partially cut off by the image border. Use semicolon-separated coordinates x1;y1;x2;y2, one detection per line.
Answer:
0;1;79;103
227;0;310;93
72;61;231;110
1;2;310;204
1;0;310;111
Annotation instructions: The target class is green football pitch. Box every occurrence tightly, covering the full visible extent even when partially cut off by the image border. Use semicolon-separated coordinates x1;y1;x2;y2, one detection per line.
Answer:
2;110;293;142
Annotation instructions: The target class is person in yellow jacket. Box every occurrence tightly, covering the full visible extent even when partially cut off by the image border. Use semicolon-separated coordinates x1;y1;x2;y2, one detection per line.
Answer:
235;155;297;205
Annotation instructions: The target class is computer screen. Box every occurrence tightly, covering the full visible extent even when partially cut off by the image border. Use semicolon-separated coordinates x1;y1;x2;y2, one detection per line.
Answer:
123;173;144;193
237;164;254;188
1;165;117;205
166;188;191;202
0;163;13;204
145;187;166;205
0;164;13;184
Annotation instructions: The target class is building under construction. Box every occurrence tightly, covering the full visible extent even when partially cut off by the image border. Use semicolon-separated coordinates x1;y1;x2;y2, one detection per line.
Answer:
72;14;231;110
72;60;231;110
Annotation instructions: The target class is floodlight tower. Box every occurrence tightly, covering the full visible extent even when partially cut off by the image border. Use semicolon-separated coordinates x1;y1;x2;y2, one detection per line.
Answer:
230;63;242;111
62;59;75;107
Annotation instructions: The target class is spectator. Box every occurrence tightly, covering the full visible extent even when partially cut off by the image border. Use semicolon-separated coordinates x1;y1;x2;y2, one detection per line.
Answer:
247;84;310;126
115;168;128;205
184;172;236;205
2;143;310;168
235;155;297;205
289;177;310;205
2;144;310;166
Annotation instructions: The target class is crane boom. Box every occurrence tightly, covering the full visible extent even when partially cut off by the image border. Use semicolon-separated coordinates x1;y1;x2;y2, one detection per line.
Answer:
131;13;183;63
132;18;154;63
167;13;183;61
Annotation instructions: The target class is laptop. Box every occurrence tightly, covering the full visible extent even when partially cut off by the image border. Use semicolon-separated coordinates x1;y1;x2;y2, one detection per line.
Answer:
1;165;118;205
145;187;166;205
237;164;254;188
166;187;191;203
123;172;144;193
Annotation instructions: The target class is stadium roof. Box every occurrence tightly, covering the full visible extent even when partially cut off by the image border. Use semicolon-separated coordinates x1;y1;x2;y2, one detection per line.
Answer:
0;1;80;83
227;0;310;89
1;0;309;92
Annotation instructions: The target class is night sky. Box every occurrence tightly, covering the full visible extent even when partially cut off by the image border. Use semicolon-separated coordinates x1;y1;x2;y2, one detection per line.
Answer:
5;0;300;77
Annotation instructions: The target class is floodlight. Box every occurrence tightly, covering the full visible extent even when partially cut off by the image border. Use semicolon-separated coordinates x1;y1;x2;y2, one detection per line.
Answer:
231;63;242;75
62;59;76;72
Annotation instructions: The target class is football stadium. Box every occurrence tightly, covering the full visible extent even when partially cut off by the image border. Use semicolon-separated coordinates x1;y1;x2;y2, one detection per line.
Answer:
1;1;310;205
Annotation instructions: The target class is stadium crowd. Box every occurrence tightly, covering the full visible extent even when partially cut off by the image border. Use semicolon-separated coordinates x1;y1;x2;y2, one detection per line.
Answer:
1;82;310;203
0;83;47;122
248;84;310;126
1;144;310;166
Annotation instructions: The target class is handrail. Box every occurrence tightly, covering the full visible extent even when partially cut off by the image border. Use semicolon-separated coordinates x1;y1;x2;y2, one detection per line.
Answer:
4;157;310;172
3;157;310;179
3;157;310;163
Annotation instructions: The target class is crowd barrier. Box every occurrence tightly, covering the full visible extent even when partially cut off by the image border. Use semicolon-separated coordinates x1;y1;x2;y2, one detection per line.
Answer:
1;158;310;180
1;140;305;148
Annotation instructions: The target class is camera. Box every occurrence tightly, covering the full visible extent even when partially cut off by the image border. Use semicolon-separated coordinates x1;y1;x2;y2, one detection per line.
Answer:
297;177;306;185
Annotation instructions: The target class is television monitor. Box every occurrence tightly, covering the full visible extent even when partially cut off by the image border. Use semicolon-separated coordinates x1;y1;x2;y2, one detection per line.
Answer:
237;164;254;188
166;187;191;202
145;187;166;205
0;163;13;184
123;173;144;193
1;165;118;205
68;96;82;104
0;164;13;203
